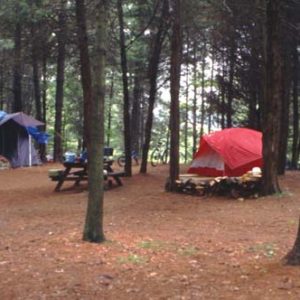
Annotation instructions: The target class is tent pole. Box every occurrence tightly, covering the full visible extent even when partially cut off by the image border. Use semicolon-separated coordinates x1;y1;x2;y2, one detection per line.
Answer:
29;134;32;167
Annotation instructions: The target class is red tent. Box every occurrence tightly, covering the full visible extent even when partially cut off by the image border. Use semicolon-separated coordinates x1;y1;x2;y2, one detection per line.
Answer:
188;128;263;177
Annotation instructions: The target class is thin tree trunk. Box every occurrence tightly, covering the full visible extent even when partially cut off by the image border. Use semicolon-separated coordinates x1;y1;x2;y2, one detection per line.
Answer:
106;72;114;146
208;51;214;132
226;42;235;128
131;71;142;154
32;47;42;121
184;30;190;163
167;0;182;192
53;3;66;162
0;66;3;110
42;54;47;124
199;41;206;137
278;50;291;175
220;55;226;129
76;0;92;148
140;0;168;173
13;19;22;112
291;41;299;169
81;0;107;243
117;0;132;176
30;2;42;121
192;42;198;155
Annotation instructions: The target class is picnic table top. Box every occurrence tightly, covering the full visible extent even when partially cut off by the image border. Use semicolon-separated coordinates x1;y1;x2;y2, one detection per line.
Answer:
63;159;114;168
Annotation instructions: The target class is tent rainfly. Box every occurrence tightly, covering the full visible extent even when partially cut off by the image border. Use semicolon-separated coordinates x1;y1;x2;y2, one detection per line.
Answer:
0;111;44;168
188;128;263;177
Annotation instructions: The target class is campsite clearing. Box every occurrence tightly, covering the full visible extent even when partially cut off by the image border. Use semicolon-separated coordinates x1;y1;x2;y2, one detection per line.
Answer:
1;164;300;299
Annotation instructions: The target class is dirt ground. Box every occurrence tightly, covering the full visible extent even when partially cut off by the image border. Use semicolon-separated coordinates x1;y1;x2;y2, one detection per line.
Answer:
1;163;300;299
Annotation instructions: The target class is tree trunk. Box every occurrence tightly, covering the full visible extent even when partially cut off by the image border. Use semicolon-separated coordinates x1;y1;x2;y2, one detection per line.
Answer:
226;42;235;128
131;71;142;154
117;0;132;176
32;48;42;121
192;41;198;155
167;0;182;192
13;19;22;112
208;51;214;132
291;41;299;169
248;41;261;130
278;49;291;175
261;0;282;195
220;56;226;129
0;66;3;110
106;72;114;146
42;54;47;124
30;6;42;121
53;3;66;162
140;0;168;174
81;0;107;243
75;0;92;147
199;41;206;137
184;30;190;163
284;217;300;265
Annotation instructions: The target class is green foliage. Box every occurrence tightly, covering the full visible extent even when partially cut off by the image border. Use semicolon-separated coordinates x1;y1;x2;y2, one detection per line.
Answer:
0;39;14;50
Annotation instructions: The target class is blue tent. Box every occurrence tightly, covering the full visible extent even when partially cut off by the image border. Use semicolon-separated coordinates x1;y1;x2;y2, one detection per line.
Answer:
0;111;45;168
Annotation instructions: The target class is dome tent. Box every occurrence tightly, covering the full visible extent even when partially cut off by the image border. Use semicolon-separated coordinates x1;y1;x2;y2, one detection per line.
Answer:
0;111;44;168
188;128;263;177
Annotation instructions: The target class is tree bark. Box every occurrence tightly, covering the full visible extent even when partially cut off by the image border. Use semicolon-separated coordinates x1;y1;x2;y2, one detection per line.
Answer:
208;51;215;132
117;0;132;176
0;66;3;110
131;70;142;155
167;0;182;192
75;0;92;147
106;72;114;146
32;44;42;121
140;0;169;173
226;41;235;128
13;18;22;112
192;41;198;155
53;2;67;162
291;40;299;169
199;41;206;137
184;30;190;163
284;217;300;265
278;49;291;175
30;1;42;121
261;0;282;195
81;0;107;243
42;54;47;124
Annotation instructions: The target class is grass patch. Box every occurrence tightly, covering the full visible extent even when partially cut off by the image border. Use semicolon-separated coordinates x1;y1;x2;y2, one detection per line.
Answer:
288;219;297;225
275;191;293;198
247;242;276;258
177;245;199;257
137;240;166;251
117;253;148;265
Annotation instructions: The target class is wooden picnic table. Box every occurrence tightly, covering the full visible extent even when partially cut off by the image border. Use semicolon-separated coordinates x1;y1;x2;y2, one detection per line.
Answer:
49;159;125;191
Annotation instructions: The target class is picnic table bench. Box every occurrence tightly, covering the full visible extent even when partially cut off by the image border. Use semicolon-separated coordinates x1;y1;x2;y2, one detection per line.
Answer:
49;160;125;192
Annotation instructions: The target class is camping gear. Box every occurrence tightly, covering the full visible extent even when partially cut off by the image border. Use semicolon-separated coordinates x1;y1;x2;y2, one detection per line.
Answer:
0;111;44;168
64;151;76;163
188;128;263;177
27;126;50;144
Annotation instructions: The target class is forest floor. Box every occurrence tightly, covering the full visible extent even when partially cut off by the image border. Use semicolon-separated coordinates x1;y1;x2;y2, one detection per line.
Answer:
1;163;300;299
